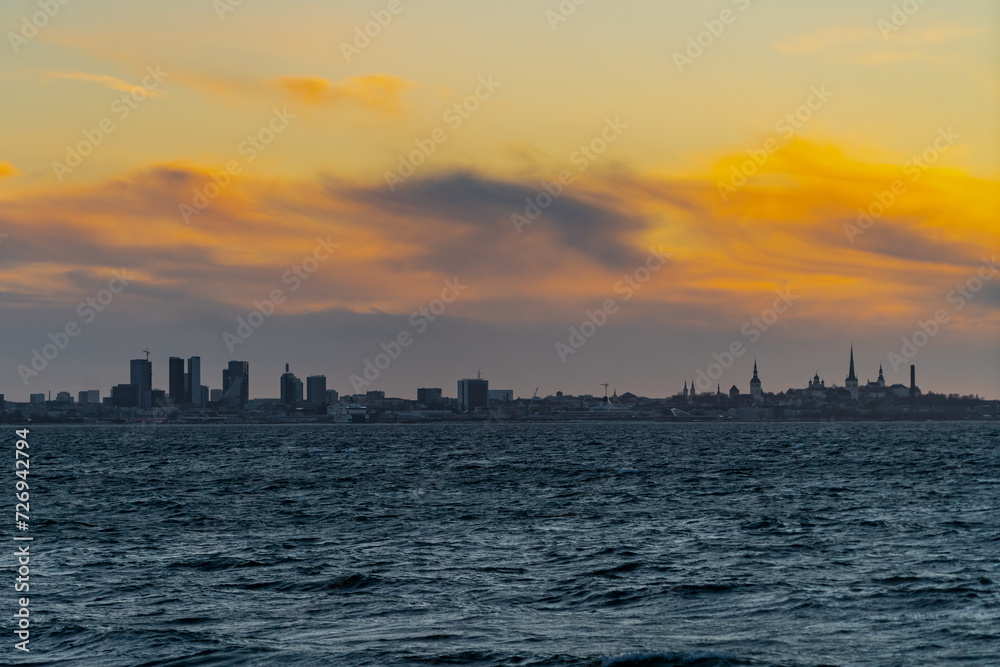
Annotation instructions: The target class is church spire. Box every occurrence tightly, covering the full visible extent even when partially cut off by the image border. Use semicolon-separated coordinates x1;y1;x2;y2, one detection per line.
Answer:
847;345;857;381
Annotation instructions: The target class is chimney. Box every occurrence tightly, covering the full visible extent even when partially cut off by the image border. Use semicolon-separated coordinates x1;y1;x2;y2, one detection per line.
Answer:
285;363;289;373
910;365;916;400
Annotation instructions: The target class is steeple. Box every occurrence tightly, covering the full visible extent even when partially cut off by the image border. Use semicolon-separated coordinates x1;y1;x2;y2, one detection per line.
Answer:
877;363;885;386
752;358;759;380
845;345;859;400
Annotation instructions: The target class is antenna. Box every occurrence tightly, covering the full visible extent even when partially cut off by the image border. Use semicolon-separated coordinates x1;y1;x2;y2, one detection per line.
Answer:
143;348;151;361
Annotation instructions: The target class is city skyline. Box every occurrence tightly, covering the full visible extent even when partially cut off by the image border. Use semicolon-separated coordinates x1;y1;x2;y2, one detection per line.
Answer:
2;1;998;403
7;341;984;406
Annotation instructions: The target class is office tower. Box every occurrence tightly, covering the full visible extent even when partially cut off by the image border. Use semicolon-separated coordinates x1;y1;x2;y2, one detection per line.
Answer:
306;375;328;405
130;358;153;409
326;389;339;404
223;361;250;407
293;378;303;404
458;374;488;413
280;364;298;406
169;357;186;403
187;356;202;407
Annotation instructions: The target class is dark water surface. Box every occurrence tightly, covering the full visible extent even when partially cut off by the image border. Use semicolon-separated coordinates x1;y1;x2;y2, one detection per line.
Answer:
18;422;1000;665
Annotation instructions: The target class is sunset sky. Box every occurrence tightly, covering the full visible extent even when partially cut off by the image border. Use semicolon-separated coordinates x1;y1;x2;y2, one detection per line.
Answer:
2;0;998;401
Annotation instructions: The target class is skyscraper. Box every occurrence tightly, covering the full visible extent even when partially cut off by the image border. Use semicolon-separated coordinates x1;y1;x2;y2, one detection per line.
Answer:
223;361;249;407
130;358;152;409
280;364;298;406
306;375;328;405
187;356;202;407
458;373;489;413
168;357;186;403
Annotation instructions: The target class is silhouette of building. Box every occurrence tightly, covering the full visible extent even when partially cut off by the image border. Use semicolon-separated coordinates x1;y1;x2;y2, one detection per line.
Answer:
458;373;488;413
111;384;139;408
306;376;328;406
187;356;203;407
169;357;186;403
417;388;443;406
130;358;152;409
845;346;859;400
750;359;762;404
223;361;249;407
280;364;298;406
78;390;100;404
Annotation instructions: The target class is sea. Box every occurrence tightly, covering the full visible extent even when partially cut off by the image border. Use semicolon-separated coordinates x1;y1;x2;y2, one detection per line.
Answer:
15;421;1000;666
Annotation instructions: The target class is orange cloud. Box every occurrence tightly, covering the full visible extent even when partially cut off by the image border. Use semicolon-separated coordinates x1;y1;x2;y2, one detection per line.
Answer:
275;74;413;115
0;162;18;179
44;71;165;96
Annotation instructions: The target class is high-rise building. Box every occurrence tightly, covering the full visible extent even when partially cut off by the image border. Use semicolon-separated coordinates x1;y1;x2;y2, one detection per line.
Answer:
306;376;328;405
280;364;298;406
223;361;249;407
168;357;186;403
130;358;153;409
458;374;488;413
293;378;303;404
187;357;202;407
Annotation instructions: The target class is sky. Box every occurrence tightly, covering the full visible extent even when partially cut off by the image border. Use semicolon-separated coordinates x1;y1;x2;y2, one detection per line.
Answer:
1;0;998;402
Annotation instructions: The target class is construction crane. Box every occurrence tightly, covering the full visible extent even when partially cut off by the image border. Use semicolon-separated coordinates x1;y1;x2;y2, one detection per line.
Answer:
142;348;151;361
525;387;539;417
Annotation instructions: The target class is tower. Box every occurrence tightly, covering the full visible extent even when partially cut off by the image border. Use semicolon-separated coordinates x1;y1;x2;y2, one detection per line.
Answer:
877;363;885;387
749;358;762;404
130;357;153;409
683;380;688;398
845;346;859;400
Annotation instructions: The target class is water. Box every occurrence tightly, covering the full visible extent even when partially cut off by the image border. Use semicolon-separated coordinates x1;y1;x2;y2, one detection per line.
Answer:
17;422;1000;665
